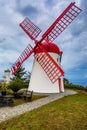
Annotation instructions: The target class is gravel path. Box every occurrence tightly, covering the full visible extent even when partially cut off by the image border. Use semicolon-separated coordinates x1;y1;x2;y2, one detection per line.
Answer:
0;90;77;123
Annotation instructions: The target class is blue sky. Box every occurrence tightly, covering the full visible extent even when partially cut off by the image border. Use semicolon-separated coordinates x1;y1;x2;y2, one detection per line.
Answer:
0;0;87;86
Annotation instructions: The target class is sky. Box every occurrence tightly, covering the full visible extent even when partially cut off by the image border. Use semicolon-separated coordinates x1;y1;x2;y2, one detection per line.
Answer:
0;0;87;86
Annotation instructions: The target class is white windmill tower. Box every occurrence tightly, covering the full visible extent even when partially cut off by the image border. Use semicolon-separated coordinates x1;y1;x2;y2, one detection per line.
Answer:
11;2;82;93
29;40;64;93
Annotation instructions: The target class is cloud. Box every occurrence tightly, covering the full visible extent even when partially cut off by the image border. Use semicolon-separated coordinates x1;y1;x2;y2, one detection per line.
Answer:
16;1;39;18
0;0;86;86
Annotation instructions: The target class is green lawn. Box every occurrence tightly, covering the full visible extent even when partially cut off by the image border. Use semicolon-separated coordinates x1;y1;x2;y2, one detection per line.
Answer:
0;90;87;130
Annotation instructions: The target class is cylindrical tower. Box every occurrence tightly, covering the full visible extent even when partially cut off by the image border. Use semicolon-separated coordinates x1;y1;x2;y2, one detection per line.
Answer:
28;41;64;93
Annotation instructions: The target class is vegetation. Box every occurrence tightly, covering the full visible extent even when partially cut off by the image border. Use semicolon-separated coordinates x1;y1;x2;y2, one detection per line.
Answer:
8;78;24;97
9;66;30;97
0;90;87;130
13;66;26;81
24;72;31;87
0;82;9;95
64;83;85;90
11;66;30;87
1;82;8;91
63;77;86;91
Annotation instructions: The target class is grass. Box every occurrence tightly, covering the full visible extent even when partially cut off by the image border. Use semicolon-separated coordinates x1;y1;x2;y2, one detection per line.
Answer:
0;90;87;130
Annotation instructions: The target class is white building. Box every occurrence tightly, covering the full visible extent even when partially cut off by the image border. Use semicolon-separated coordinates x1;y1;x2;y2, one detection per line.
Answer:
28;41;64;93
4;69;11;83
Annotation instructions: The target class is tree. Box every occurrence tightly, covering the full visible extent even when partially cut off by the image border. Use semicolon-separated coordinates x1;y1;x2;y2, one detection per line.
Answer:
9;66;27;97
24;72;31;86
12;66;27;81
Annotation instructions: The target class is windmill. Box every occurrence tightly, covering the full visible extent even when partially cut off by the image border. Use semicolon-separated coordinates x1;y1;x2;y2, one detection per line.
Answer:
11;2;82;93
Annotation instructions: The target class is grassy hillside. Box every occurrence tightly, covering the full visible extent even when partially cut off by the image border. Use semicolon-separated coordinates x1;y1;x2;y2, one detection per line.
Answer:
0;90;87;130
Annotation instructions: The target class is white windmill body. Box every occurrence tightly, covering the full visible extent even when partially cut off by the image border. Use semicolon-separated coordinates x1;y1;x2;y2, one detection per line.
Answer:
28;42;64;93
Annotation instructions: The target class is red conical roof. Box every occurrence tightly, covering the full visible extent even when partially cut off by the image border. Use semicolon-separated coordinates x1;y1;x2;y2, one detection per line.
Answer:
35;41;62;54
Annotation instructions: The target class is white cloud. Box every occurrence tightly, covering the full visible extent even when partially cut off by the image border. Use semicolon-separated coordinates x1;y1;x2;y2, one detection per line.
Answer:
0;0;86;86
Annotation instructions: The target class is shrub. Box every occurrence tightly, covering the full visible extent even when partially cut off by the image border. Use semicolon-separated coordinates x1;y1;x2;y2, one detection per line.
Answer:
1;82;8;91
9;78;24;98
64;83;85;90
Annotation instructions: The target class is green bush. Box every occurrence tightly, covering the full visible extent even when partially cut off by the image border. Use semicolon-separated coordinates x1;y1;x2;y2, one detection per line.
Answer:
1;82;8;91
9;78;24;98
64;83;85;90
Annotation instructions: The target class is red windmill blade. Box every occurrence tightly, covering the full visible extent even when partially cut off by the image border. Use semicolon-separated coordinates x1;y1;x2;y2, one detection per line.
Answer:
11;2;82;84
11;44;34;75
19;17;42;41
41;2;82;42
